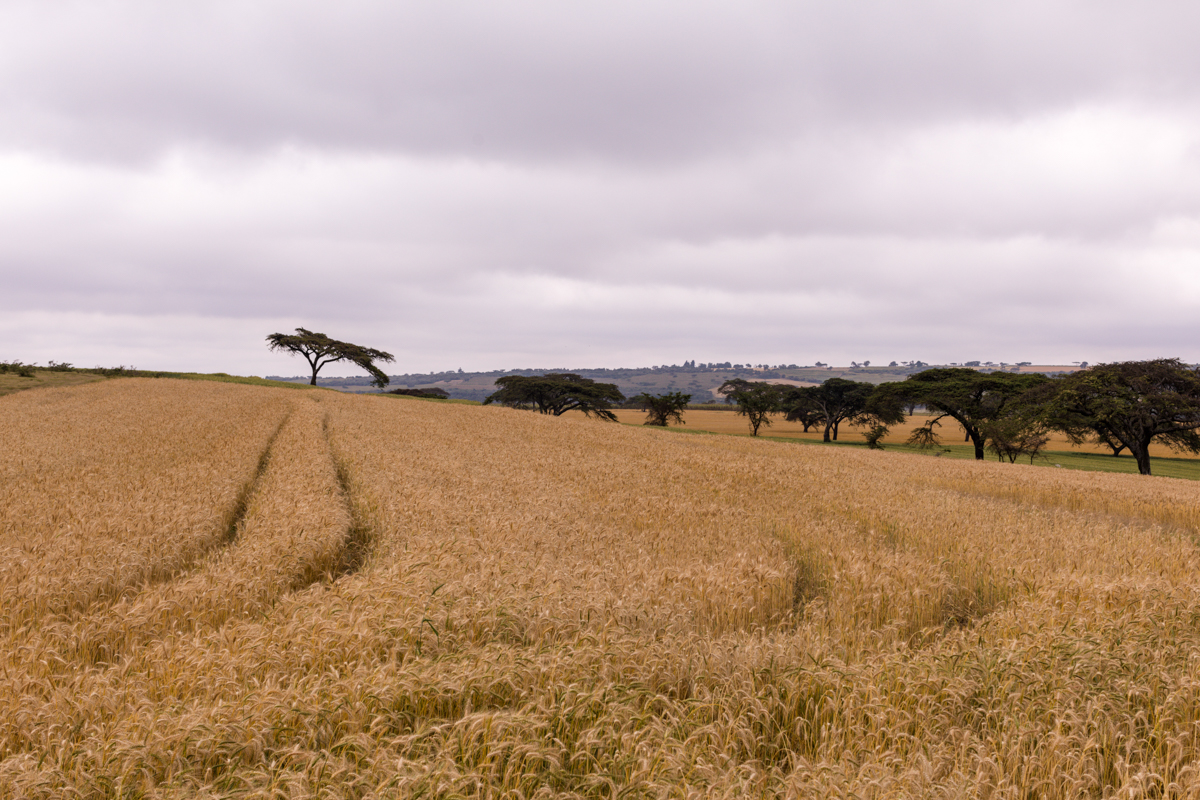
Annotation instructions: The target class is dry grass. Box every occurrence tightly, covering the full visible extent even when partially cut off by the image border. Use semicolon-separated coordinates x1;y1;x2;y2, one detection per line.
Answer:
0;369;104;397
4;383;1200;796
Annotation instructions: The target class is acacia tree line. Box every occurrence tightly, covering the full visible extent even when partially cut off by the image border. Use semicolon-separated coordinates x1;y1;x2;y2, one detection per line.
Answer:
892;361;1200;476
479;360;1200;475
262;334;1200;477
716;377;905;443
718;360;1200;476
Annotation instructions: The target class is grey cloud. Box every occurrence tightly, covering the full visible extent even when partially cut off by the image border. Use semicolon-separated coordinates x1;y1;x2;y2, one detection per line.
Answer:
4;2;1200;165
5;2;1200;373
2;141;1192;321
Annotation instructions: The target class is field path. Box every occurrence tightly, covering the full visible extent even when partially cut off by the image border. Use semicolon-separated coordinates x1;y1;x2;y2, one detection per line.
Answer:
0;379;295;630
1;394;368;684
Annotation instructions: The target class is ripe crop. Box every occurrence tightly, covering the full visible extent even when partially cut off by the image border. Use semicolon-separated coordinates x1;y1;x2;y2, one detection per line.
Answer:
4;379;1200;796
0;380;293;629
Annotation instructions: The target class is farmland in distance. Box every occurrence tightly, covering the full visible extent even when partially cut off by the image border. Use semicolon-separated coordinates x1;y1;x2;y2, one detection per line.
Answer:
5;379;1200;796
602;408;1200;479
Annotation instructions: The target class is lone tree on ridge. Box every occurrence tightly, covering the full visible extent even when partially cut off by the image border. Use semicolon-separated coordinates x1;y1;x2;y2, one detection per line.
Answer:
266;328;395;388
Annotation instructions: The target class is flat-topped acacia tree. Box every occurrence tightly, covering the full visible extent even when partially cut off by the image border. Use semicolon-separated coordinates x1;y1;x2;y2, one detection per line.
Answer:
782;378;904;442
483;373;624;420
883;368;1050;460
1040;358;1200;476
266;328;395;388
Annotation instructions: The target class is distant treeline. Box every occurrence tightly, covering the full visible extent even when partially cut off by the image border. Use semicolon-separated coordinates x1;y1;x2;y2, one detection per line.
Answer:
478;361;1200;478
2;360;184;379
270;361;1087;403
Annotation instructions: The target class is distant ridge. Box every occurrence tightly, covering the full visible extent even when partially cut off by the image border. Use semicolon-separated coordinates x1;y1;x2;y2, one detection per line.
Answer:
267;363;1084;402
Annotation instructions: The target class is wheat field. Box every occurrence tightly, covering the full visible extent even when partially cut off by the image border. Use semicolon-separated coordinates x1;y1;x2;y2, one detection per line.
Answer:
4;379;1200;797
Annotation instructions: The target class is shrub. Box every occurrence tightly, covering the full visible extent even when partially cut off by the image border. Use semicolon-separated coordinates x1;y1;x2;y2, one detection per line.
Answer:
95;365;139;377
387;387;450;399
863;424;889;449
1;360;36;377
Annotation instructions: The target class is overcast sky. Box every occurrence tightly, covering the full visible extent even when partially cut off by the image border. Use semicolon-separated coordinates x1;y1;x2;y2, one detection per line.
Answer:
4;1;1200;376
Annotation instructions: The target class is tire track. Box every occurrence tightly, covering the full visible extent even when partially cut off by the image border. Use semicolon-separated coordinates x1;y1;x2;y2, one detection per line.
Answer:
324;412;376;581
219;409;293;547
7;399;368;676
0;396;296;634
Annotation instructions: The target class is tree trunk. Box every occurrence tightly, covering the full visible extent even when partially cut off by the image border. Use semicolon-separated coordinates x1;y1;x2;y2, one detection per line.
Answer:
832;420;840;441
968;428;985;460
822;421;833;442
1131;437;1153;475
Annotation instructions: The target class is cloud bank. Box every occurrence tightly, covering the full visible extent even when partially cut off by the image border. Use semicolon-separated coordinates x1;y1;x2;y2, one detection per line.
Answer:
3;1;1200;374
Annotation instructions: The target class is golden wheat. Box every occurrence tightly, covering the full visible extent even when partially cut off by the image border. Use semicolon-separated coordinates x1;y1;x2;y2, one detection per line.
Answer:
42;393;353;669
0;379;296;629
5;384;1200;796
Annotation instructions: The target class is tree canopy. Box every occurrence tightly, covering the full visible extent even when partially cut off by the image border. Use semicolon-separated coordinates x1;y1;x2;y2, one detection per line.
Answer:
783;378;904;442
483;373;625;420
1039;358;1200;475
779;395;824;433
980;411;1051;464
636;391;691;427
266;328;395;388
718;379;781;436
883;368;1049;460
